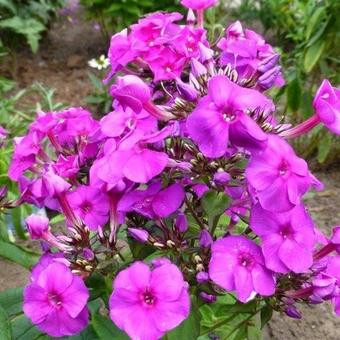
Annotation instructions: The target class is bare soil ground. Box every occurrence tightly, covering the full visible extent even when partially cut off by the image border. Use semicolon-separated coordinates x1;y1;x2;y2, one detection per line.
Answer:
1;11;340;340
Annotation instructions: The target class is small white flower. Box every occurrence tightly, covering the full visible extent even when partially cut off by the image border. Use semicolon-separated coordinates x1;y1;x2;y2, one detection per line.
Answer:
88;55;110;70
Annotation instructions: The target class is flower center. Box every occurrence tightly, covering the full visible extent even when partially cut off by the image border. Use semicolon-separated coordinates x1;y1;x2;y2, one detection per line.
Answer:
278;159;290;176
222;112;236;122
238;253;254;268
142;290;156;306
279;225;293;239
80;201;92;213
48;293;62;308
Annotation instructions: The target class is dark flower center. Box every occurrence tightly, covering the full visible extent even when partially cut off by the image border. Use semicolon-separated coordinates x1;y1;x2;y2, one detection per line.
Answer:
48;293;62;308
238;253;254;268
222;111;236;122
80;201;92;213
142;290;156;305
279;225;293;239
278;159;290;176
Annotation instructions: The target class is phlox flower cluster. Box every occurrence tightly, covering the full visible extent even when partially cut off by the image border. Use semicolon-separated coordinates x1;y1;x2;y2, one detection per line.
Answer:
7;0;340;338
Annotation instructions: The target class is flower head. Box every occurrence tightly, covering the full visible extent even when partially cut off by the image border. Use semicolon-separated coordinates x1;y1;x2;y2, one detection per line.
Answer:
109;261;190;340
209;235;275;302
23;262;89;338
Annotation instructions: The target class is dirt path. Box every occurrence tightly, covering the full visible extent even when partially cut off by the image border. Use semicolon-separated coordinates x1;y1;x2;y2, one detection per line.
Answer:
1;11;340;340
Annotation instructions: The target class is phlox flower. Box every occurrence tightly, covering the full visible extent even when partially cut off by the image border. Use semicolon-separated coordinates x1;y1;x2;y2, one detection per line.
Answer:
186;75;271;158
23;262;89;338
246;134;316;212
250;204;316;273
68;185;110;230
209;235;275;302
109;261;190;340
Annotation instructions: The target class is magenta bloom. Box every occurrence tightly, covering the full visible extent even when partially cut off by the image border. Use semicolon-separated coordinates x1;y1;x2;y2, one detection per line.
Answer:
313;79;340;135
186;75;271;157
118;181;185;218
209;235;275;302
109;261;190;340
23;262;89;338
181;0;218;10
246;134;314;212
250;204;316;273
26;214;50;239
68;185;110;230
110;75;151;114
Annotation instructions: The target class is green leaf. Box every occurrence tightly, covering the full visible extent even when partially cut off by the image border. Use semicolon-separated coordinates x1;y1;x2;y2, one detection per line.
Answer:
305;7;326;41
201;191;230;219
167;303;201;340
286;76;302;112
0;17;45;53
92;314;129;339
0;287;24;316
317;133;332;163
0;305;11;340
260;305;273;329
304;39;326;73
11;207;26;240
0;240;39;269
11;314;42;340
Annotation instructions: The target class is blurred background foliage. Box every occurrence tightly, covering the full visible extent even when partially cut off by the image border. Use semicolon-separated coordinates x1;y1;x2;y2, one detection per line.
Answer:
79;0;183;40
0;0;65;53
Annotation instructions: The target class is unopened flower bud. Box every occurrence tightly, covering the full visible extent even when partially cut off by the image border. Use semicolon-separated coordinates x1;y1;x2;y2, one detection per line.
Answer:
25;214;50;240
213;171;231;185
128;228;149;243
191;59;207;78
199;230;213;248
196;271;209;283
200;292;216;303
176;78;198;102
186;9;196;24
258;54;280;74
284;306;301;319
175;212;188;233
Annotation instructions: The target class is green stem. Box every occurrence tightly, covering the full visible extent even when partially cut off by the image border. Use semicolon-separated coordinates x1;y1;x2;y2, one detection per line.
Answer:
185;198;205;230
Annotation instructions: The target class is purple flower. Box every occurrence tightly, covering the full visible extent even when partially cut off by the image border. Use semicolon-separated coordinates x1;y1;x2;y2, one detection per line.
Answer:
110;75;151;114
181;0;218;10
107;29;136;76
24;262;89;337
25;214;50;239
118;181;185;218
209;235;275;302
218;22;284;90
250;204;316;273
68;185;110;230
186;75;271;158
313;79;340;135
246;134;314;212
109;261;190;340
94;127;172;184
